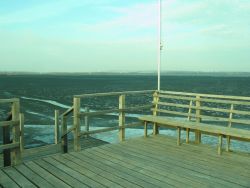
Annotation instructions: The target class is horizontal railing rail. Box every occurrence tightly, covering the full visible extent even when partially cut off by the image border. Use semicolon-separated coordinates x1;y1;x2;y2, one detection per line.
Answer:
74;90;154;98
160;90;250;101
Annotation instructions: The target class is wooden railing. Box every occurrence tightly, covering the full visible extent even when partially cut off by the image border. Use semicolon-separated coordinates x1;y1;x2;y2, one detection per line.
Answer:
60;90;154;152
0;99;24;166
153;90;250;149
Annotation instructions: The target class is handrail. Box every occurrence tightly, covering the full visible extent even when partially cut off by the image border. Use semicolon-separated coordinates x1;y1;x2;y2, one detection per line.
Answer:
74;90;154;98
160;90;250;101
79;104;153;117
0;120;19;127
0;98;19;104
61;106;73;117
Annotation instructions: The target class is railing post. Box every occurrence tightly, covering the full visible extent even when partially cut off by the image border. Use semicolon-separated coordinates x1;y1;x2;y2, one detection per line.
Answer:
186;100;193;143
119;95;125;142
11;99;21;165
73;97;81;151
54;110;59;144
226;104;234;152
61;116;68;153
19;113;24;153
3;113;12;167
153;91;159;135
85;107;90;138
195;95;201;144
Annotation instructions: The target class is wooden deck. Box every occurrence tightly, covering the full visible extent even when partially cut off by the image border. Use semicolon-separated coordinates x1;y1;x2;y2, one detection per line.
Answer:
1;135;250;188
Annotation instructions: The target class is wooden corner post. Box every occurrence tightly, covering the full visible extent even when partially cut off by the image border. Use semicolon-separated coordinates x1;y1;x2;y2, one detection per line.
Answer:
11;99;21;165
195;95;201;144
153;91;159;135
54;110;59;144
119;95;125;142
73;97;81;151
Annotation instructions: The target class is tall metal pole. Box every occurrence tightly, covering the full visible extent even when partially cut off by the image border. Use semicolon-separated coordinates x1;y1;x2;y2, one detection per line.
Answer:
157;0;162;91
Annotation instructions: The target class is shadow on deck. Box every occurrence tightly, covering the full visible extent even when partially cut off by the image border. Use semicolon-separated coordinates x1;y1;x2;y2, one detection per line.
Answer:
1;135;250;188
0;137;109;167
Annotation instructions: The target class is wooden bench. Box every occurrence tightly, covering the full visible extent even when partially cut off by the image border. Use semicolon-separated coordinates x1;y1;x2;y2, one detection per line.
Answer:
139;91;250;155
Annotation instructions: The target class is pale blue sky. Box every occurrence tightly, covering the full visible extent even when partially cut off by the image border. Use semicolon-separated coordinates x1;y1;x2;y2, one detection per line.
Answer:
0;0;250;72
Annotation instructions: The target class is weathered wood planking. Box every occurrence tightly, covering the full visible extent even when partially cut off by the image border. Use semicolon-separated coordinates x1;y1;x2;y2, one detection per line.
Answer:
1;135;249;188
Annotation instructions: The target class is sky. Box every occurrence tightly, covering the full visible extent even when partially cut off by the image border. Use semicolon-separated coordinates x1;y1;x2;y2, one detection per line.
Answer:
0;0;250;73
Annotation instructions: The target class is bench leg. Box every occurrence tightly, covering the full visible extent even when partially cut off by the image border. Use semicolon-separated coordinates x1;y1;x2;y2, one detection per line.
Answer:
195;131;201;144
177;127;181;146
226;136;230;152
186;128;190;143
218;135;223;155
144;121;148;138
153;123;159;135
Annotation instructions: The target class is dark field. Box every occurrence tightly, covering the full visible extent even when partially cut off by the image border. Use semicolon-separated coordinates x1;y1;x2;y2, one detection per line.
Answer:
1;74;250;147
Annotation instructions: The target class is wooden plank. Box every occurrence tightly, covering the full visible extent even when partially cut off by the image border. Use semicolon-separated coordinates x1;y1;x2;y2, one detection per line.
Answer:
0;98;19;104
145;136;250;174
15;164;54;188
177;127;181;146
119;95;125;141
159;93;250;106
60;107;73;117
3;167;36;187
73;97;81;152
80;126;118;136
99;144;222;187
85;147;180;187
154;109;191;117
159;90;250;101
11;100;21;165
66;153;140;188
0;143;20;150
19;113;24;152
54;110;59;144
187;100;193;121
227;104;234;152
81;149;167;188
52;154;124;188
36;158;89;188
74;90;154;98
218;135;223;155
42;157;94;187
0;169;19;188
144;121;148;137
0;120;19;127
147;137;250;182
195;95;201;144
24;161;71;187
154;135;250;165
111;139;248;187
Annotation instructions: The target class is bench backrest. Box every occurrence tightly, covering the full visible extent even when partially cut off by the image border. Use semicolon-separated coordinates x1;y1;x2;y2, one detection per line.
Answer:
152;91;250;130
